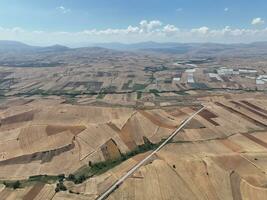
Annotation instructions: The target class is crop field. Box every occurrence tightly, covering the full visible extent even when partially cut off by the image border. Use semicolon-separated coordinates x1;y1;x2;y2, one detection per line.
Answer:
0;97;188;180
0;51;266;200
0;93;266;199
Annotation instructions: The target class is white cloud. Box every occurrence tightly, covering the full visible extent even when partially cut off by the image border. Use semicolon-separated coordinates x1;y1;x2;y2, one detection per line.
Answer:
191;26;209;34
139;20;162;33
57;6;71;14
163;24;179;34
251;17;265;25
224;8;229;12
1;20;267;45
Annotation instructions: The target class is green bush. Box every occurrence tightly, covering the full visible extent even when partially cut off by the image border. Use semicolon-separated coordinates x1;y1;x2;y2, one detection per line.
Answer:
57;174;65;182
137;92;142;99
67;174;75;181
74;175;86;184
3;181;21;189
13;181;21;189
55;182;67;192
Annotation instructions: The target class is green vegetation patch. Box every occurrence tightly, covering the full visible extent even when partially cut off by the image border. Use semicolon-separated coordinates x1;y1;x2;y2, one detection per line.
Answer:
149;89;160;97
2;180;21;189
164;79;172;84
122;80;133;90
0;174;59;189
174;91;189;95
132;84;147;91
71;138;166;184
96;86;117;99
96;93;106;99
137;91;142;99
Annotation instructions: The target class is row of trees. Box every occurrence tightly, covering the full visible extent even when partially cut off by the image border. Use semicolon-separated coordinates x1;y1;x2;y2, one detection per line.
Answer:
3;181;21;189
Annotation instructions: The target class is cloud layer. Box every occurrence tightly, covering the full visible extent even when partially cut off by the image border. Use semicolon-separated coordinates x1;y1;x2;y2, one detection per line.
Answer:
1;20;267;46
251;17;265;25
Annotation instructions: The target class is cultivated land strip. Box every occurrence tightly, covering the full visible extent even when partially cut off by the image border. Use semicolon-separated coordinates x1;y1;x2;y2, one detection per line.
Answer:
96;106;206;200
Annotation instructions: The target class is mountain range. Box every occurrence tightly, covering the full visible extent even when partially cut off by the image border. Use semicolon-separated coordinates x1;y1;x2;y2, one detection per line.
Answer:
1;40;267;67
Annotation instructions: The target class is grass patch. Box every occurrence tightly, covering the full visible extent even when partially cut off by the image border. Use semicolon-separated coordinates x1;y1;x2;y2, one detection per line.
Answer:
164;79;172;84
174;91;189;95
149;89;160;97
122;80;133;90
0;175;59;189
96;86;118;99
96;93;106;99
137;91;142;99
132;84;147;91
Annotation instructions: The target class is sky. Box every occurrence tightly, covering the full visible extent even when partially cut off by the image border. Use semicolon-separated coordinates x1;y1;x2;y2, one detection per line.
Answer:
1;0;267;46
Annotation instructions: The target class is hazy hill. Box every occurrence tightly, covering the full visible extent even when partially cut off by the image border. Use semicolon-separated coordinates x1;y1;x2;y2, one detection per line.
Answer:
0;41;126;67
1;40;267;67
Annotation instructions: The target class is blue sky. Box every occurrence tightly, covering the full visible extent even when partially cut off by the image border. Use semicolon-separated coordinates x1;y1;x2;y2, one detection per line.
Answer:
0;0;267;45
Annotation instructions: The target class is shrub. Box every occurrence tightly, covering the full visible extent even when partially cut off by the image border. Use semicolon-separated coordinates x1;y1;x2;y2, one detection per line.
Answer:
58;174;65;182
73;175;86;184
67;174;75;181
55;182;67;192
13;181;21;189
3;181;21;189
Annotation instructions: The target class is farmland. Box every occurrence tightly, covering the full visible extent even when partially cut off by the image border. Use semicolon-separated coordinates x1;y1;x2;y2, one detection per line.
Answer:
0;92;267;199
0;42;267;199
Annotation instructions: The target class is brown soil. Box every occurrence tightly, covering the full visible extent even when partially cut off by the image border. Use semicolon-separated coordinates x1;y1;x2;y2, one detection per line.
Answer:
230;101;267;119
215;102;267;128
138;110;177;129
120;120;138;150
184;118;206;129
0;188;12;200
101;139;121;161
107;120;139;151
46;125;86;136
165;108;187;118
0;142;75;165
198;109;220;126
241;101;267;115
242;133;267;149
0;110;35;125
220;139;242;152
106;122;121;133
23;183;45;200
212;155;245;171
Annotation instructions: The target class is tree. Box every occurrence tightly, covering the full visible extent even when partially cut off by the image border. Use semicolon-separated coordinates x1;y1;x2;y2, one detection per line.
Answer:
67;174;75;181
55;182;67;192
13;181;21;189
58;174;65;182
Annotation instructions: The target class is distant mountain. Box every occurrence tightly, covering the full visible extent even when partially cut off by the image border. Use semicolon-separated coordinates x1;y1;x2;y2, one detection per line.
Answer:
91;41;267;56
0;40;36;52
35;44;70;53
94;41;267;57
0;40;126;67
1;40;267;67
0;40;70;53
92;41;192;50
